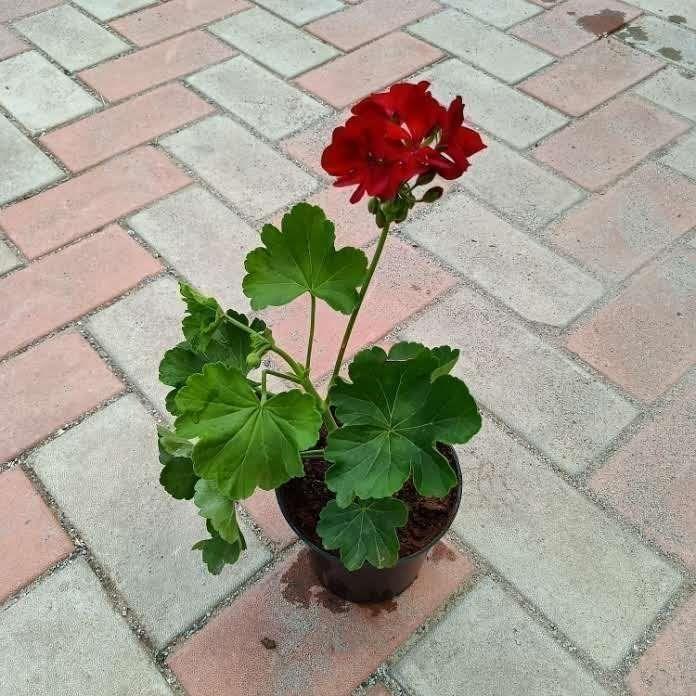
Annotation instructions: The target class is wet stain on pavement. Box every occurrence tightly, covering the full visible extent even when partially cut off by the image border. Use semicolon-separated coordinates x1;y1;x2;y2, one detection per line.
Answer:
577;9;627;36
668;15;686;24
620;24;650;42
658;46;684;61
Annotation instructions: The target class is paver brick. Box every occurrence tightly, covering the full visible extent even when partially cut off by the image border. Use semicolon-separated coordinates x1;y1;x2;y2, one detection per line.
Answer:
128;185;257;308
403;192;603;326
0;241;20;276
295;32;443;108
0;333;123;463
661;131;696;179
0;468;73;602
533;94;689;191
617;15;696;69
110;0;252;46
242;489;297;547
254;0;343;24
79;30;235;102
72;0;157;21
547;163;696;282
0;146;190;259
0;51;98;133
0;558;173;696
0;114;62;206
31;395;271;648
14;4;128;72
306;0;440;51
87;277;183;417
635;66;696;122
168;543;473;696
395;579;610;695
628;593;696;696
519;39;662;117
0;225;161;357
40;83;215;171
566;249;696;401
365;686;391;696
511;0;642;57
162;115;317;219
591;374;696;572
628;0;696;30
440;0;542;29
0;0;59;22
270;236;457;377
0;25;28;59
402;286;638;472
409;8;553;83
452;420;682;668
187;56;329;140
210;7;338;78
421;58;568;150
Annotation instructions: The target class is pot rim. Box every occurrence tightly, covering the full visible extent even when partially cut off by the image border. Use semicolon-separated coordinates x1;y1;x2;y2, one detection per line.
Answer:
275;444;463;568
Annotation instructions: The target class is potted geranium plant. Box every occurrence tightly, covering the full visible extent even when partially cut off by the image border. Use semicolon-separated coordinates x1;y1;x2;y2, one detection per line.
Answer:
157;82;486;602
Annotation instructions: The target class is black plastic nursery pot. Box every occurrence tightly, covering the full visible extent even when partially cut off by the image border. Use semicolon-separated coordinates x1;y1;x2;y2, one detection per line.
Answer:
276;445;462;603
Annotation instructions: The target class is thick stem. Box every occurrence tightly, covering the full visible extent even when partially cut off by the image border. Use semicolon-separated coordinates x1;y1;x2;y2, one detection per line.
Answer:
262;369;302;385
305;295;316;371
300;448;325;458
329;221;390;386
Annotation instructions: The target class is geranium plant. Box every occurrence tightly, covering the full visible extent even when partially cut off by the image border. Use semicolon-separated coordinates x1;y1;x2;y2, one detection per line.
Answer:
157;82;486;578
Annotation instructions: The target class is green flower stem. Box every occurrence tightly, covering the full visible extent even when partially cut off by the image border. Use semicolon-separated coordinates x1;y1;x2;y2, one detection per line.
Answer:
329;221;391;387
301;448;325;458
262;369;302;385
306;295;316;371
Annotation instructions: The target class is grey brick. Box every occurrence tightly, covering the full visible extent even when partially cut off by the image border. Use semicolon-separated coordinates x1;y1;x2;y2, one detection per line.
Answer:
403;192;603;326
452;421;682;668
617;16;696;69
662;131;696;179
162;115;317;219
72;0;157;21
14;4;128;71
30;396;271;648
394;579;609;696
187;56;329;140
0;52;98;133
210;7;338;77
0;240;20;275
87;277;184;418
627;0;696;30
401;287;638;472
420;58;567;149
0;558;172;696
254;0;343;24
635;67;696;122
459;138;582;230
0;113;62;204
441;0;541;29
128;186;257;309
410;9;553;83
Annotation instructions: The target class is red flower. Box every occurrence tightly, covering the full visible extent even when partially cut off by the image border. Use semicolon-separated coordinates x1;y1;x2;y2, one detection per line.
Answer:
321;82;485;203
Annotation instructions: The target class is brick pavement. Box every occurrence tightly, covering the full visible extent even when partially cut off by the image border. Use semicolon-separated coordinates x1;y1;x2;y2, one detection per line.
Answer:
0;1;694;694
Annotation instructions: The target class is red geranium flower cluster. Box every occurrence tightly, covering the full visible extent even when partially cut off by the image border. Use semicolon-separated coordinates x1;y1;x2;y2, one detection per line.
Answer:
321;81;486;203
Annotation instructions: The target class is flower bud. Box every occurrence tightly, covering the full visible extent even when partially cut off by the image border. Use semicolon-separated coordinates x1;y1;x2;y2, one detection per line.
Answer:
421;186;444;203
415;171;436;187
246;352;262;368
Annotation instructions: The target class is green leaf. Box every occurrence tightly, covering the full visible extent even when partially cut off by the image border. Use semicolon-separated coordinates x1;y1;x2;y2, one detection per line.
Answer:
325;346;480;506
160;343;207;388
387;342;459;381
175;363;322;499
193;479;240;544
158;427;197;499
317;497;408;571
180;282;224;353
193;521;246;575
242;202;368;314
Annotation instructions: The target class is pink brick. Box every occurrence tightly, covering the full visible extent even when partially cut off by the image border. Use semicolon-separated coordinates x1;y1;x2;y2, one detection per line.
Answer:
628;594;696;696
40;84;215;172
295;32;443;109
548;163;696;281
168;542;474;696
242;490;297;548
566;250;696;402
366;686;391;696
590;376;696;572
268;236;457;378
306;0;440;51
519;39;661;116
0;147;190;258
511;0;641;57
110;0;251;46
0;225;162;358
533;95;688;191
0;25;28;60
0;0;58;22
0;333;123;462
0;469;73;600
78;30;235;102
